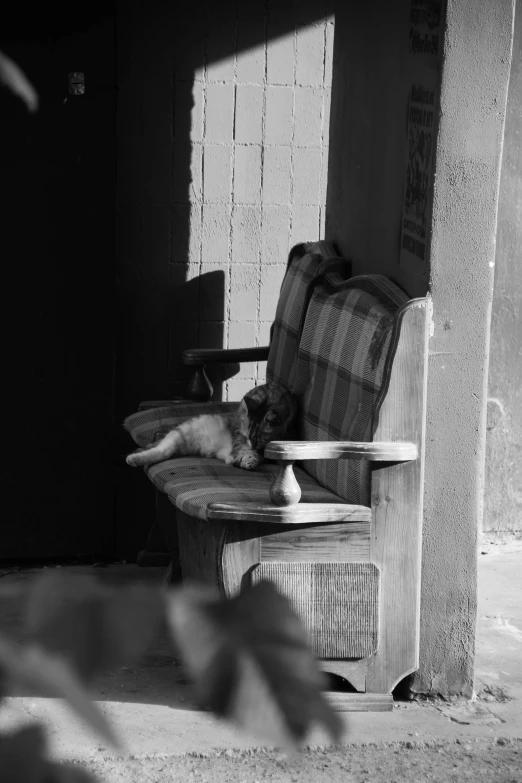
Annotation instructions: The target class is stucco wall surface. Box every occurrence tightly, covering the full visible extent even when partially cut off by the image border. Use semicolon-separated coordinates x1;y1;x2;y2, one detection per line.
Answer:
484;0;522;537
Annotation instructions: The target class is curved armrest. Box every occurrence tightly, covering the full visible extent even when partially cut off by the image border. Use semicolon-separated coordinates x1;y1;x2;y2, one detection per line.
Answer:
265;440;418;462
183;346;270;365
264;440;418;507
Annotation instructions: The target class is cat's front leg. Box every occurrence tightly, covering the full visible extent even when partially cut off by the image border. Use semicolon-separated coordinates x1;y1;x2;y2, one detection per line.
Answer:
126;447;160;467
126;430;180;467
125;448;145;467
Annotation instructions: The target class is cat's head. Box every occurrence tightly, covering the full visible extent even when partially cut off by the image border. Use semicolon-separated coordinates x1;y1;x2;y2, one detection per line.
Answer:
238;382;298;453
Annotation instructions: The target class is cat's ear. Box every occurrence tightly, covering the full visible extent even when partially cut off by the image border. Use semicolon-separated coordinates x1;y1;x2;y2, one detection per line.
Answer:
237;399;248;416
243;385;266;413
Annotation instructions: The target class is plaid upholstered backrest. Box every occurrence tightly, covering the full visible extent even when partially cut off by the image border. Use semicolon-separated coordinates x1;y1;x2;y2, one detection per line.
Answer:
292;275;409;506
266;241;349;390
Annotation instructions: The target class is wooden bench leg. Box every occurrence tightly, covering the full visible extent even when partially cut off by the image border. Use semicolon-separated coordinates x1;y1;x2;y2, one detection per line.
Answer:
136;500;171;567
366;461;423;696
176;512;228;591
154;491;183;585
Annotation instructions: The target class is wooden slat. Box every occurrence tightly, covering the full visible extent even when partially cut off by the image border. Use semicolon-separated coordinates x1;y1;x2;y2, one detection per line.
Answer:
366;297;430;694
265;441;418;461
220;521;371;597
326;693;394;712
207;502;371;524
260;522;370;562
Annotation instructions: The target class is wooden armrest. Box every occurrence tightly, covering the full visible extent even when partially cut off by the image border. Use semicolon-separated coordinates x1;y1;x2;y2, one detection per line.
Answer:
265;441;418;462
183;346;270;365
264;441;417;507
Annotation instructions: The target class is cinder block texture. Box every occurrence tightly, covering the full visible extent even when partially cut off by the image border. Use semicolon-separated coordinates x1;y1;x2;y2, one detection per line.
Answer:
117;5;333;402
234;145;262;203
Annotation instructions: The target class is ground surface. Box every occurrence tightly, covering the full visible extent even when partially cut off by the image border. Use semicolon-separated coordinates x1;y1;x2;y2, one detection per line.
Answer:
73;740;522;783
1;540;521;781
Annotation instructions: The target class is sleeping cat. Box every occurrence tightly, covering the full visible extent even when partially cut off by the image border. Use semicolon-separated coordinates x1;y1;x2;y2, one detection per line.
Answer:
125;381;298;471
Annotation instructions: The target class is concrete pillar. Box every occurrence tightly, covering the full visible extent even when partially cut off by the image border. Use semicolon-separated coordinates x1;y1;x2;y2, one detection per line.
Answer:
420;0;515;698
326;0;516;696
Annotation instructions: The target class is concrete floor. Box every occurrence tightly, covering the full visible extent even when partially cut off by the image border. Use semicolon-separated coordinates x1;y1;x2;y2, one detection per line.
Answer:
0;540;521;763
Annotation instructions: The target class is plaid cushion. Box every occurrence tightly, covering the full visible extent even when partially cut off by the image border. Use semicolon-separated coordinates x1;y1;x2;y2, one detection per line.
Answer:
144;458;349;520
292;275;409;506
266;240;347;390
124;402;238;448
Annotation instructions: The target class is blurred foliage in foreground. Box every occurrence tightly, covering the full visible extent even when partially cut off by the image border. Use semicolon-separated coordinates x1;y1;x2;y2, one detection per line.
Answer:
0;50;341;782
0;572;341;781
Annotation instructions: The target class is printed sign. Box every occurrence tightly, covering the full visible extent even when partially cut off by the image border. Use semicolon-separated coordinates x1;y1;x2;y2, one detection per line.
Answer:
401;80;436;263
400;0;444;273
408;0;443;65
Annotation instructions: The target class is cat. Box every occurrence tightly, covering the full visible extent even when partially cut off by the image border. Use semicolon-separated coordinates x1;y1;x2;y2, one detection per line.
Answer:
125;381;298;471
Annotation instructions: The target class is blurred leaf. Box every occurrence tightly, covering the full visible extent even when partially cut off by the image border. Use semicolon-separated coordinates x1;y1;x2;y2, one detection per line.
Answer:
45;762;98;783
0;635;120;749
0;50;38;112
166;580;343;749
0;724;48;783
24;572;163;682
0;724;98;783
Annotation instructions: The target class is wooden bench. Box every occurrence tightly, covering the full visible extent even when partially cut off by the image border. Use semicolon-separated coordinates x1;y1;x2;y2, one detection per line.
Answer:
125;244;430;711
131;240;347;568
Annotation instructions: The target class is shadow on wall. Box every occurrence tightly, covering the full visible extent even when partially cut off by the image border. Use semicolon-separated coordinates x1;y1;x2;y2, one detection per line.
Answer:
0;1;334;560
116;0;335;417
116;0;335;555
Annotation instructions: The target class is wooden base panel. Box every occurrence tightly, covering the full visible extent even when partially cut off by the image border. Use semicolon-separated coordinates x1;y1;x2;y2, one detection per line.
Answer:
325;692;393;712
320;659;367;692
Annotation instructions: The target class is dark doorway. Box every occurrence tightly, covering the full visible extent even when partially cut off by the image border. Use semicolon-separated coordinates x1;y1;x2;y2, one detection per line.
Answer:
0;7;117;558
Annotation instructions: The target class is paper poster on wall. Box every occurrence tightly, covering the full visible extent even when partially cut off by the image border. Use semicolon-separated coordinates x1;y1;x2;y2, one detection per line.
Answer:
400;0;444;274
408;0;443;68
400;80;436;265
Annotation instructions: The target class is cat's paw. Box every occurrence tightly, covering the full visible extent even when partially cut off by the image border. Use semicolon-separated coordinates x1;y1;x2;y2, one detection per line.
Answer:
239;453;260;470
126;450;144;467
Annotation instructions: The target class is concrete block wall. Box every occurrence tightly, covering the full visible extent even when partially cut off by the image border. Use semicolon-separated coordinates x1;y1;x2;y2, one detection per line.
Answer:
177;7;334;400
117;2;333;411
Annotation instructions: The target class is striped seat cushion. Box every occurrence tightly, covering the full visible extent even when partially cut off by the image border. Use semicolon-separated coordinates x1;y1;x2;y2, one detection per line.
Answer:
292;275;409;506
266;240;347;390
144;458;350;520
